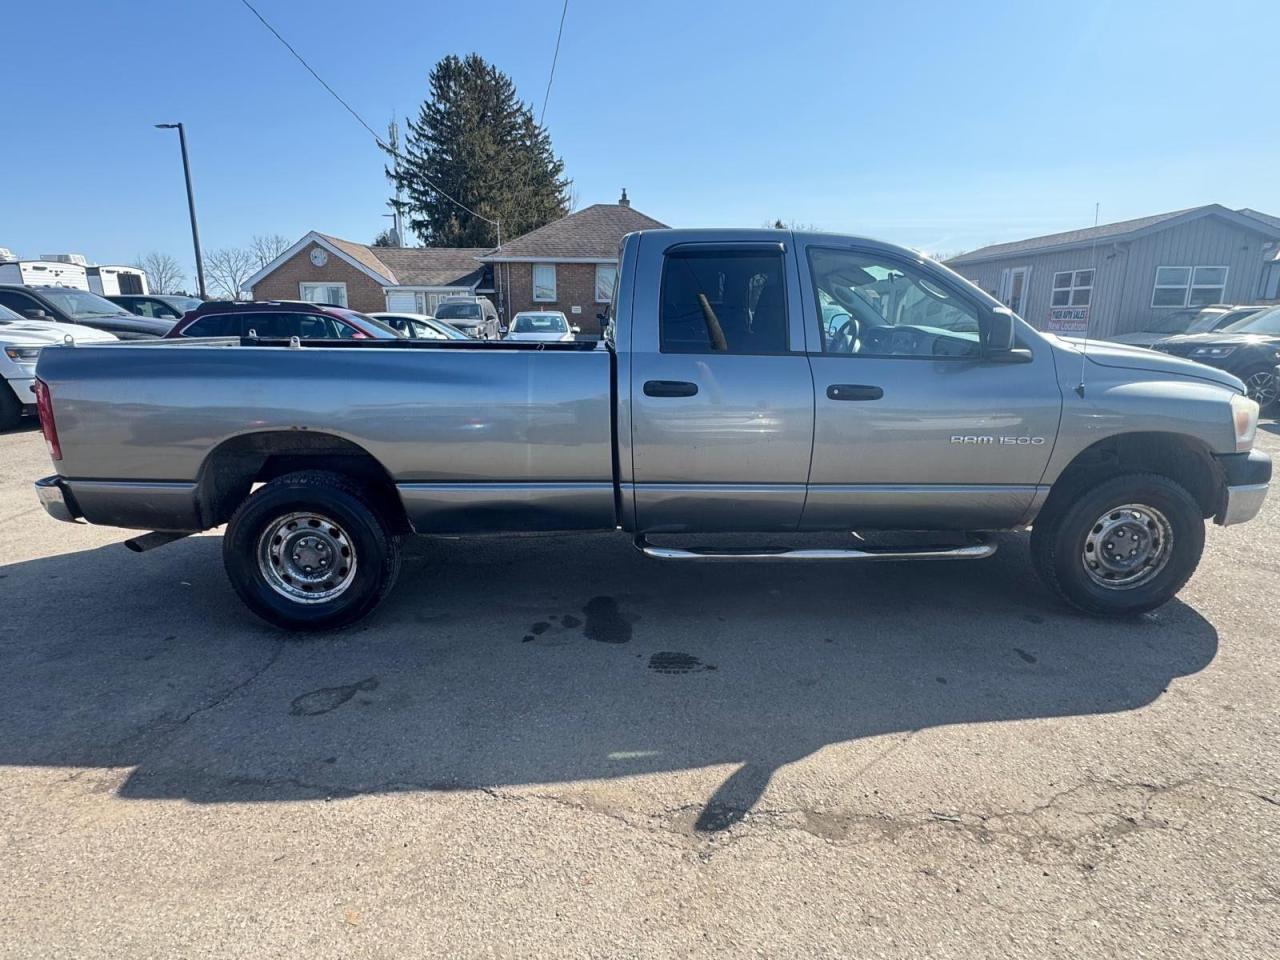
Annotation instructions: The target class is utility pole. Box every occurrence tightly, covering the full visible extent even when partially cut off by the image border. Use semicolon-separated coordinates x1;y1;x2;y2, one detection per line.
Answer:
154;123;207;298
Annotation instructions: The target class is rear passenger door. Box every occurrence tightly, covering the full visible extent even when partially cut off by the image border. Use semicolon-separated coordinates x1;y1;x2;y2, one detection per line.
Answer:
628;234;815;532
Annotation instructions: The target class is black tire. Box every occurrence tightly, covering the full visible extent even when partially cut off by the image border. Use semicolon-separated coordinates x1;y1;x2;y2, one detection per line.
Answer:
222;470;401;630
1237;363;1278;412
1030;473;1204;617
0;384;22;431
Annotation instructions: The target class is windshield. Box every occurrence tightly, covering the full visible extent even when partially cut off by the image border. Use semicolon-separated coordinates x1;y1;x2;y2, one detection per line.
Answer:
1223;306;1280;335
435;302;481;321
1143;307;1208;334
163;296;203;313
338;310;403;338
513;314;568;333
39;288;128;319
427;319;471;340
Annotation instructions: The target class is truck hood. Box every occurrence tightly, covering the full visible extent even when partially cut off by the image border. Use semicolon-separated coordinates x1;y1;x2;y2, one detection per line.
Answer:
0;319;118;344
1051;335;1244;391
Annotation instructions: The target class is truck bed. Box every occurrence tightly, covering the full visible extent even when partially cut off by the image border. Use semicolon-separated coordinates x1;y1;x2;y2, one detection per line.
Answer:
35;338;617;533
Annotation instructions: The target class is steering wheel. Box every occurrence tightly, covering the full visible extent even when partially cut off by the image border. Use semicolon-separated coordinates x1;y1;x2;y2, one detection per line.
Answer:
829;314;860;353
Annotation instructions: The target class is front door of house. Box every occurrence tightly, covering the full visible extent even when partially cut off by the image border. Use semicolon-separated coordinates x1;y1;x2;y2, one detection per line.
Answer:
1000;266;1030;317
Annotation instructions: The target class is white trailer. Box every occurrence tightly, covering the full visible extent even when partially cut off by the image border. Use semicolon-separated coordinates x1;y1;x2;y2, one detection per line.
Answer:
86;265;149;296
0;260;90;290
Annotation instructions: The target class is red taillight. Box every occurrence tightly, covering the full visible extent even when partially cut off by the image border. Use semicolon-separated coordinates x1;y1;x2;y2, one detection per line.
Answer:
34;378;61;461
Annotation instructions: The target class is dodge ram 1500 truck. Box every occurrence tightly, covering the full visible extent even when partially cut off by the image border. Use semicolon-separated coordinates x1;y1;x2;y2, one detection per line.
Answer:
32;229;1272;629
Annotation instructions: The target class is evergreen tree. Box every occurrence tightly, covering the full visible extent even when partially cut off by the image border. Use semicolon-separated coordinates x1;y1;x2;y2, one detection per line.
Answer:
386;54;570;248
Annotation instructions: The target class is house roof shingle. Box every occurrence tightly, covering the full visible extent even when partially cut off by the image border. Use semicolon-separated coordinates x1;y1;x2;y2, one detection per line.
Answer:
315;234;488;287
480;203;668;261
947;204;1280;265
371;247;490;287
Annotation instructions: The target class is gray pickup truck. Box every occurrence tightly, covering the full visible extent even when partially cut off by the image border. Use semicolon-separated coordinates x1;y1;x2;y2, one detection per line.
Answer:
32;229;1271;629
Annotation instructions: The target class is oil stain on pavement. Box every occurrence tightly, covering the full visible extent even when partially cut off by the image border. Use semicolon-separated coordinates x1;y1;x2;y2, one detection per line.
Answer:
583;596;631;644
648;652;716;675
289;677;379;716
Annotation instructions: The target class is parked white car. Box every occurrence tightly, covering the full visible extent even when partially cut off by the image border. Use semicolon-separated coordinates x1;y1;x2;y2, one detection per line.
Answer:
0;304;116;428
505;311;579;342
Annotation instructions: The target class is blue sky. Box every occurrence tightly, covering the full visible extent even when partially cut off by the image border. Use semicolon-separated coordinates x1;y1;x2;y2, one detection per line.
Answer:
3;0;1277;283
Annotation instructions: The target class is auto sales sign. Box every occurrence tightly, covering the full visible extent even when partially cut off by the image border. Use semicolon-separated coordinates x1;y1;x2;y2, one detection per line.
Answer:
1047;306;1089;334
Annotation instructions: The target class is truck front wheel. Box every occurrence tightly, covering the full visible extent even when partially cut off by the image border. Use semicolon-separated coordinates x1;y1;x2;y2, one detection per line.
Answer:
1030;473;1204;617
223;470;401;630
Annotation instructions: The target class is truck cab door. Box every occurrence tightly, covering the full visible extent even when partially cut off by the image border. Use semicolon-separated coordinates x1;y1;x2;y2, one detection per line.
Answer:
626;233;815;532
797;240;1062;530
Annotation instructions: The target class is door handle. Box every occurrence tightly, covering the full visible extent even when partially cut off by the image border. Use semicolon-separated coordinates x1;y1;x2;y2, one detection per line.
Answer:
644;380;699;398
827;384;883;401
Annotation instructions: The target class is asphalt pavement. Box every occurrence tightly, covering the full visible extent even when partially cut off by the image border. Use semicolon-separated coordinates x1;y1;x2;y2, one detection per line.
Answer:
2;420;1278;958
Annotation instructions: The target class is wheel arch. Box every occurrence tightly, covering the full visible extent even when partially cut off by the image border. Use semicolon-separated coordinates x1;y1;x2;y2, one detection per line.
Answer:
194;430;409;532
1041;431;1224;520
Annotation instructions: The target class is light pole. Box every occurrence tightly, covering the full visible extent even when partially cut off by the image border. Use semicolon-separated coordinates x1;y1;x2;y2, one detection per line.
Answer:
154;123;207;298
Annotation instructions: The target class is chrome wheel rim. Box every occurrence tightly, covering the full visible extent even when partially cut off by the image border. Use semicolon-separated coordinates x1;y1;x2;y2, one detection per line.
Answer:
257;512;357;604
1244;371;1278;407
1081;503;1173;590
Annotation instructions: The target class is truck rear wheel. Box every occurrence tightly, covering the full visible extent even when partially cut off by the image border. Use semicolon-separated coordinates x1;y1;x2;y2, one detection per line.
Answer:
1030;473;1204;617
223;470;401;630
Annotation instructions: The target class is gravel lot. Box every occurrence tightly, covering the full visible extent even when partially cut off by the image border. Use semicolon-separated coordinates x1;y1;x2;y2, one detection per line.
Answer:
2;419;1278;958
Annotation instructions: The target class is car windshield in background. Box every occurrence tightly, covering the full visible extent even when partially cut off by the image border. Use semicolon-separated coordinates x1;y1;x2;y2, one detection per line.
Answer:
1223;306;1280;335
165;297;203;313
1144;307;1213;333
337;310;403;337
513;314;568;333
39;288;129;319
0;303;24;321
435;303;481;320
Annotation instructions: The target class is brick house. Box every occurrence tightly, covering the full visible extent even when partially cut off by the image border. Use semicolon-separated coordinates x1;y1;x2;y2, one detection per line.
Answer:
481;191;667;336
246;193;666;334
246;232;492;315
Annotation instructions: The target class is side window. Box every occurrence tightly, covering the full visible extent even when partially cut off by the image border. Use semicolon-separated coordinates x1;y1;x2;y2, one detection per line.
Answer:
183;314;242;337
807;248;981;358
0;291;40;316
150;300;181;319
659;249;789;354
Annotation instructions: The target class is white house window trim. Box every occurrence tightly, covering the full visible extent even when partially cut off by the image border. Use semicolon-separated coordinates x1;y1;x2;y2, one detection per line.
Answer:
1151;265;1229;308
594;263;618;303
532;263;557;302
1051;269;1093;308
299;281;348;307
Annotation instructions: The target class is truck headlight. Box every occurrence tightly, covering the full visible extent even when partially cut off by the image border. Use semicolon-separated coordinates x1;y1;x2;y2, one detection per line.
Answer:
3;346;42;362
1231;393;1259;452
1190;345;1236;359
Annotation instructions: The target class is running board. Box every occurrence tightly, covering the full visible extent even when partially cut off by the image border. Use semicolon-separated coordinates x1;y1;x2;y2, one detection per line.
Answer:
634;536;995;562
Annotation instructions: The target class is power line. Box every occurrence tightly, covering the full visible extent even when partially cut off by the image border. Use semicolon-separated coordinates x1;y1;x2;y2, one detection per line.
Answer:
236;0;498;231
540;0;569;126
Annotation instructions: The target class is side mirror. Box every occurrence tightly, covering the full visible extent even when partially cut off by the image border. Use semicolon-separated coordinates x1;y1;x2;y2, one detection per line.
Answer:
571;324;581;334
984;307;1016;354
23;309;49;319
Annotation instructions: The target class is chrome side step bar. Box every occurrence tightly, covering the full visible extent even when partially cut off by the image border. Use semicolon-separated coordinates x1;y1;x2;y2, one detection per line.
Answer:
634;536;996;562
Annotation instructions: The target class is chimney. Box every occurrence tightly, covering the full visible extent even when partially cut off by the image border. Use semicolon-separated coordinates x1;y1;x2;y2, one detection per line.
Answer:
618;188;630;208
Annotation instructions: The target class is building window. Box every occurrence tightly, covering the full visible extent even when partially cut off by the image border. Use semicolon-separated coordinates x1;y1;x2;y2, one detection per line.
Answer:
595;264;617;303
1152;266;1228;308
1051;269;1093;308
299;282;347;307
532;264;556;302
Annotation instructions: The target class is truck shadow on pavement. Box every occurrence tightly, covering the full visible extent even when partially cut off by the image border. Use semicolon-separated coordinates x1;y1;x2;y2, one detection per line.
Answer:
0;530;1218;832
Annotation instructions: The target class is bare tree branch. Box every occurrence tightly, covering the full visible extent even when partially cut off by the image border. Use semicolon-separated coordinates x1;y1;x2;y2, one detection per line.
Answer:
204;247;257;300
250;234;292;270
132;252;185;294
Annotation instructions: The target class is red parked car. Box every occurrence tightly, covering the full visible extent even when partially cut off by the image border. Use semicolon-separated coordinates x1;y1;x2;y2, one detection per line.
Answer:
164;301;403;340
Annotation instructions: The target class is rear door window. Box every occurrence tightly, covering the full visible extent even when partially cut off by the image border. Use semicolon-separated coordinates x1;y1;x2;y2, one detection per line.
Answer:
183;314;243;337
659;249;789;354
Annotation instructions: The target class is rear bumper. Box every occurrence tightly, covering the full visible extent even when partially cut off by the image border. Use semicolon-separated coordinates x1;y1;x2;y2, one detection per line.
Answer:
1214;450;1272;526
34;475;83;524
